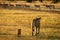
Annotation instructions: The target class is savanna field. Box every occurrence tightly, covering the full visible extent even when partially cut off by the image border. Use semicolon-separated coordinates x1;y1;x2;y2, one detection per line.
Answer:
0;9;60;40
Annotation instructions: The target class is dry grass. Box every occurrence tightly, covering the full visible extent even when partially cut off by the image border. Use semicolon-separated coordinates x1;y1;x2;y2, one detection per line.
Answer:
0;9;60;40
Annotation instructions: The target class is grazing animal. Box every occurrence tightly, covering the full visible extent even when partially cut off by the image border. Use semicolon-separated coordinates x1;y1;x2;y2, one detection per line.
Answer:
0;4;2;6
9;4;15;9
2;4;9;9
24;5;30;8
35;5;40;8
34;5;40;10
0;4;3;8
45;5;55;9
32;18;41;36
15;4;22;9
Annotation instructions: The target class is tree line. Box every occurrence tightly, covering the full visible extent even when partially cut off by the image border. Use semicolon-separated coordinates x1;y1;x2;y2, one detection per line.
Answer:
26;0;60;3
7;0;60;3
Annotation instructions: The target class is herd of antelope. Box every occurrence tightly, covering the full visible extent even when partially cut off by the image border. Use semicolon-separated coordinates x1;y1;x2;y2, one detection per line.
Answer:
0;1;59;10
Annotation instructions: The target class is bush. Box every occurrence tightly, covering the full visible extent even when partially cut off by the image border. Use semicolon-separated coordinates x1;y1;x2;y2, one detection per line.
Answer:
53;0;60;3
39;0;43;2
26;0;32;3
7;0;14;1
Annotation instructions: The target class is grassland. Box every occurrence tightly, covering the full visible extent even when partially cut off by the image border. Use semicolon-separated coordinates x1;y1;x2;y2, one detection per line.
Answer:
0;9;60;40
